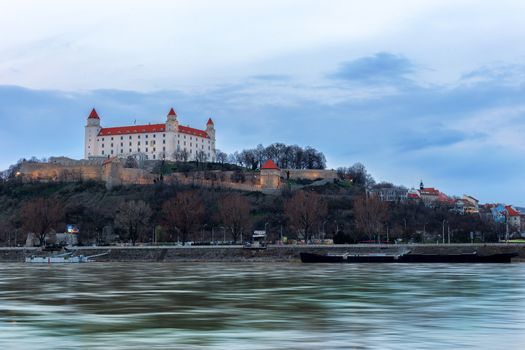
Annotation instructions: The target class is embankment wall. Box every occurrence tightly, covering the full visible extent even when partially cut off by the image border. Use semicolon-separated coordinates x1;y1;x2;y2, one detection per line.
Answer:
1;244;524;263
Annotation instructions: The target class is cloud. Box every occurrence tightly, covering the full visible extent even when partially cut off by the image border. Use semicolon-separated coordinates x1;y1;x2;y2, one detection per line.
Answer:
327;52;416;86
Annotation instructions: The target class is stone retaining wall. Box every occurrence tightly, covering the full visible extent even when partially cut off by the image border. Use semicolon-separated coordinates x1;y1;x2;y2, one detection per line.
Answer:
1;244;524;263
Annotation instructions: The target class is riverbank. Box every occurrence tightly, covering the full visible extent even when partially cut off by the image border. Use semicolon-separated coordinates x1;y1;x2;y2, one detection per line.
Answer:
0;244;524;262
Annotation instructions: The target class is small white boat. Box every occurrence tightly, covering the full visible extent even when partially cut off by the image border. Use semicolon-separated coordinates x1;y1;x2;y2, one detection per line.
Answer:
25;254;91;263
25;250;110;264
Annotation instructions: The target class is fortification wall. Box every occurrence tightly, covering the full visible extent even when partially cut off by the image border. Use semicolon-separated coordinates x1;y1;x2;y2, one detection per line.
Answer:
19;162;102;182
283;169;337;181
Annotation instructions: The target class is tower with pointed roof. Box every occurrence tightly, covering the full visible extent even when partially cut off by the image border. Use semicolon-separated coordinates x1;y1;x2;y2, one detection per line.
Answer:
166;108;179;132
85;108;102;158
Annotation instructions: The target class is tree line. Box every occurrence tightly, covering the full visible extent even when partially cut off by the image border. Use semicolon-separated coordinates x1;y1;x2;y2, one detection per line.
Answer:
216;143;327;170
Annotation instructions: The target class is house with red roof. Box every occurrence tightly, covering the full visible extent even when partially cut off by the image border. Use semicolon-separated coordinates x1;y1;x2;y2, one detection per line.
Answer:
84;108;216;162
505;205;521;231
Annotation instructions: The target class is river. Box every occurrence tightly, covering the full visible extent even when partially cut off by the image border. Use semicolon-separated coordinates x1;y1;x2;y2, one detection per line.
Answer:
1;262;524;349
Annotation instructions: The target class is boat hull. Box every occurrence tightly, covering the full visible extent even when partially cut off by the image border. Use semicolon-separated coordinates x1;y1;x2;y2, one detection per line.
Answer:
300;252;518;264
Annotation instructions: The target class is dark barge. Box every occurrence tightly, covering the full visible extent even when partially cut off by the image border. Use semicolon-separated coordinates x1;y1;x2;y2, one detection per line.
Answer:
300;251;518;264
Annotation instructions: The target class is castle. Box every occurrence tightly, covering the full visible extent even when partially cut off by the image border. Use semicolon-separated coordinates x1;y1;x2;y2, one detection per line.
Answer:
84;108;216;162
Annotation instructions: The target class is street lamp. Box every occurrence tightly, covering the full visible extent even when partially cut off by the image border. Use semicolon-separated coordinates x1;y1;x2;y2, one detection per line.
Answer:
442;219;447;244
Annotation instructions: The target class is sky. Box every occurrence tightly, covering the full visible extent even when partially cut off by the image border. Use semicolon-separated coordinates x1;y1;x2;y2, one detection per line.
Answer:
0;0;524;205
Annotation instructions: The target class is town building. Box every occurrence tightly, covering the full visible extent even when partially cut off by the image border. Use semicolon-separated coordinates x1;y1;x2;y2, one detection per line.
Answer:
84;108;216;162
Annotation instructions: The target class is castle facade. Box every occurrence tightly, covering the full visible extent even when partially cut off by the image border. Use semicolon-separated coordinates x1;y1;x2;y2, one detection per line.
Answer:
84;108;216;162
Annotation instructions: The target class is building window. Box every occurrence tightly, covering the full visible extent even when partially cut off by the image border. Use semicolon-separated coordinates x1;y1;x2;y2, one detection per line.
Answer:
153;134;156;138
145;141;148;145
163;147;165;151
111;137;114;141
153;154;156;159
102;144;104;148
138;141;141;145
111;150;114;155
102;150;105;155
138;148;140;152
111;143;113;147
129;136;132;140
146;148;148;152
120;143;123;147
163;134;165;137
163;140;165;144
138;135;141;139
102;137;105;141
129;149;132;153
120;136;123;140
145;134;148;138
120;149;123;153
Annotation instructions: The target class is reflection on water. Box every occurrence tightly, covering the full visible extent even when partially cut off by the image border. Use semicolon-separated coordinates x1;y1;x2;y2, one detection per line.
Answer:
1;263;525;349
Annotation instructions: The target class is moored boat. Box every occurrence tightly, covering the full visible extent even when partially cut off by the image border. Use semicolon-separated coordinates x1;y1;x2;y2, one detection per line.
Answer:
300;251;518;264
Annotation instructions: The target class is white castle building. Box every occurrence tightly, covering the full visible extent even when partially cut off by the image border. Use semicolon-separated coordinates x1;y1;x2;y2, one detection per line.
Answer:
84;108;216;162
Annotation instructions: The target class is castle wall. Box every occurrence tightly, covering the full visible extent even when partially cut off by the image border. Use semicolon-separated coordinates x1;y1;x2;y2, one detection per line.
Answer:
283;169;337;181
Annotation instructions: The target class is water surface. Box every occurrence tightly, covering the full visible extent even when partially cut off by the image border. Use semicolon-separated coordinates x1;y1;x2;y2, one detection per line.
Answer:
1;263;524;349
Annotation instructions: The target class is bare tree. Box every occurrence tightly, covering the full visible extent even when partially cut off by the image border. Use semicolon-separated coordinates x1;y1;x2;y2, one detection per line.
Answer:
216;150;228;164
114;200;152;245
162;190;204;244
173;149;189;162
195;150;208;163
284;191;327;243
21;198;65;246
353;194;389;241
217;193;252;243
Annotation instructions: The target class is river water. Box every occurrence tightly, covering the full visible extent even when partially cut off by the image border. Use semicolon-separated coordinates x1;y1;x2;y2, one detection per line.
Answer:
1;262;524;349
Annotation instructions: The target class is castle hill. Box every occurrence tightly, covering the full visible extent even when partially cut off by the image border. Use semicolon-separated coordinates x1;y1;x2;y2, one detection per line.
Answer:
0;107;523;263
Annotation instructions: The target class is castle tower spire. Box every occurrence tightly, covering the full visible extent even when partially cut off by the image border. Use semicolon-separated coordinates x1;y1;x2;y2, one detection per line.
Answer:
166;107;178;131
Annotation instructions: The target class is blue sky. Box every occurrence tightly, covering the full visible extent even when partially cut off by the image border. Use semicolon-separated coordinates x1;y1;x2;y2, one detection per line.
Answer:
1;1;525;205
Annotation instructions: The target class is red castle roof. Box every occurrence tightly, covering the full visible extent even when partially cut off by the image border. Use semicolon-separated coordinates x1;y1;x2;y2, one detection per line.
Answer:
168;108;177;116
261;159;279;170
98;123;209;138
207;118;214;125
88;108;100;119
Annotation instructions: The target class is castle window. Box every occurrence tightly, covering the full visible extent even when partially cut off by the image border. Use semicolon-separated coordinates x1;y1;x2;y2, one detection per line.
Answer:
163;147;165;151
102;138;105;141
111;137;114;141
145;135;148;138
129;149;132;153
102;150;105;155
153;134;156;138
120;143;123;147
120;136;123;140
184;142;186;146
138;135;141;139
153;148;156;152
129;136;132;140
145;141;148;145
178;141;180;145
163;134;165;137
102;144;104;148
129;142;132;146
120;149;123;153
163;140;165;144
111;150;114;155
153;154;156;159
138;148;141;152
146;148;148;152
111;143;113;147
138;141;141;146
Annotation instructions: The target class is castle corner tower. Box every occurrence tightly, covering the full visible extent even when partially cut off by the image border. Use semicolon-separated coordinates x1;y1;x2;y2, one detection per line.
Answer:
84;108;101;158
